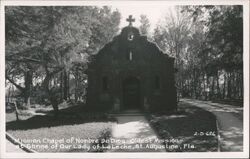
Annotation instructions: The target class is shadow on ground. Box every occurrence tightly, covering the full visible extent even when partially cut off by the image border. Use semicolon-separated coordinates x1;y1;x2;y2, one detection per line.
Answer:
219;126;243;151
184;99;243;121
148;101;218;152
6;105;116;131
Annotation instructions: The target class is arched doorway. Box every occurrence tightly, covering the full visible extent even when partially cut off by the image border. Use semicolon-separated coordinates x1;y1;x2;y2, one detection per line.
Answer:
123;77;141;110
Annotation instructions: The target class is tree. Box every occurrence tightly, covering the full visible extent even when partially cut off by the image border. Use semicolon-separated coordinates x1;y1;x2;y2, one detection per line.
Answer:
5;6;121;114
153;6;192;99
5;7;50;107
139;14;151;35
38;6;121;114
153;5;243;101
179;5;243;100
189;6;242;99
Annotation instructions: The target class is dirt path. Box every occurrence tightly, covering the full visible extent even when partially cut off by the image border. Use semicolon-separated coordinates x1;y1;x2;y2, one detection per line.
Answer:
109;115;165;152
182;98;243;152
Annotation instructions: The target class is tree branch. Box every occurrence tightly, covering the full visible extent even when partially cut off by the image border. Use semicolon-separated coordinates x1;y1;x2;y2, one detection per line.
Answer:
6;56;41;63
6;76;25;91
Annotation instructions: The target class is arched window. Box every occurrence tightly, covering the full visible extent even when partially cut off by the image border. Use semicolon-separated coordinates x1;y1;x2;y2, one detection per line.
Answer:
126;51;133;61
155;76;160;89
102;77;108;91
129;51;133;61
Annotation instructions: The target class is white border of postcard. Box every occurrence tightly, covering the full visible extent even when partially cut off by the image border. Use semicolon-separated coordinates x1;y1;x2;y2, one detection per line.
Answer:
0;0;249;158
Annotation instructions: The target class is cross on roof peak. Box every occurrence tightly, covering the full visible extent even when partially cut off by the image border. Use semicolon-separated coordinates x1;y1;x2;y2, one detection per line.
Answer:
126;15;135;27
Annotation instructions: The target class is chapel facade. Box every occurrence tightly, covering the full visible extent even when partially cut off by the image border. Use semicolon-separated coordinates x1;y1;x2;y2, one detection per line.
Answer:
85;15;177;112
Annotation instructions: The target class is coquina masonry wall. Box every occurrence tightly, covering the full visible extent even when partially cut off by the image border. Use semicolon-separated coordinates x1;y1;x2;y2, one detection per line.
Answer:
86;26;177;112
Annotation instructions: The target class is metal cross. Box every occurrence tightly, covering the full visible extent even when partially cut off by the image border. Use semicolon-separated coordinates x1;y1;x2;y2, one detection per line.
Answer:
126;15;135;26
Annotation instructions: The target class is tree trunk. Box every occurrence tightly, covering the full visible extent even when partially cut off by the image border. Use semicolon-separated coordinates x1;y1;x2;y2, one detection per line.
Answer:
197;72;202;99
211;76;215;100
67;72;70;99
44;74;60;117
223;73;226;99
227;72;232;99
50;96;59;118
63;70;68;101
6;76;27;104
24;70;33;107
193;69;197;99
206;75;210;100
60;71;63;102
236;71;240;99
14;101;19;121
232;71;236;98
216;70;220;99
75;68;79;102
240;71;243;99
42;74;50;93
202;73;206;100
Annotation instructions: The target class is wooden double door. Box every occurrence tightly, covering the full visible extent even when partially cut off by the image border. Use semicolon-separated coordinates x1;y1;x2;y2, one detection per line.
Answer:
123;77;141;110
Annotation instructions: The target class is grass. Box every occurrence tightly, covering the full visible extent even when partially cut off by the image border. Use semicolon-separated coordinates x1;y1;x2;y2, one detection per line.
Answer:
6;103;116;152
6;101;70;123
8;122;114;152
6;110;34;122
147;101;218;152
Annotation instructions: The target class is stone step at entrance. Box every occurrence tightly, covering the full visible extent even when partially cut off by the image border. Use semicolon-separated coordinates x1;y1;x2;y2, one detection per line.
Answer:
109;109;146;116
109;113;145;116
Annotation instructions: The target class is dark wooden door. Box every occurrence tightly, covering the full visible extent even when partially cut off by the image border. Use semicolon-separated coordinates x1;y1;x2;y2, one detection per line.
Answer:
123;77;140;109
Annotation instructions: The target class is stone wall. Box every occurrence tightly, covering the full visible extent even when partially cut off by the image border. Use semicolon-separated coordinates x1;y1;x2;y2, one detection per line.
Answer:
86;26;177;112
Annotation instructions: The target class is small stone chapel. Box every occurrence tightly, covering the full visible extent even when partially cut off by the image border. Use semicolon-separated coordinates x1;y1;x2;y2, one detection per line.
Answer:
86;15;177;112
